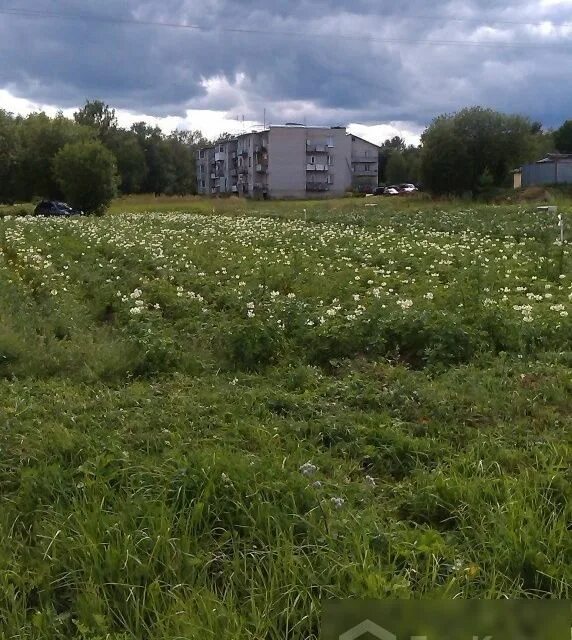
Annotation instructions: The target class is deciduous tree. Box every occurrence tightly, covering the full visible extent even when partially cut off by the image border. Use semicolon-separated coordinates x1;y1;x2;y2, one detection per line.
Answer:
53;140;118;214
420;107;537;195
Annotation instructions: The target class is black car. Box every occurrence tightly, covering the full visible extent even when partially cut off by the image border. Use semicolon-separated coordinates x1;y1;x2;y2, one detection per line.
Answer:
34;200;83;216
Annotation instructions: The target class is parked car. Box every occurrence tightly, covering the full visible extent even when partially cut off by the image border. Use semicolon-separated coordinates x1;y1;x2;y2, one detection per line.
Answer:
372;186;386;196
34;200;83;216
354;184;374;195
384;186;400;195
398;183;418;193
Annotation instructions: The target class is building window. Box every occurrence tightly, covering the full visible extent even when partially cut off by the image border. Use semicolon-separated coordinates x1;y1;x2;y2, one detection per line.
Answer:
199;150;205;159
219;145;224;153
327;136;334;147
310;156;315;164
249;157;252;167
199;164;204;174
200;180;205;188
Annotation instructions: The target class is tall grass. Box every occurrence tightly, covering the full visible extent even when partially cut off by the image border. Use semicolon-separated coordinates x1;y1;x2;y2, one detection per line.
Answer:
0;203;570;639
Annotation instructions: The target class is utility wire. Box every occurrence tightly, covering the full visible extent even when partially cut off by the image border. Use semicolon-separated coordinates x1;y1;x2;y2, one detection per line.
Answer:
1;7;572;50
4;5;572;30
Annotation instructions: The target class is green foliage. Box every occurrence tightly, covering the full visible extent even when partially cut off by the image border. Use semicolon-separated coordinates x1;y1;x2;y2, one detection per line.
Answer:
53;140;119;214
421;107;539;195
222;320;284;370
0;102;209;205
13;112;95;201
0;202;570;638
386;148;420;184
0;109;20;203
73;100;118;143
554;119;572;153
378;135;406;183
106;129;148;194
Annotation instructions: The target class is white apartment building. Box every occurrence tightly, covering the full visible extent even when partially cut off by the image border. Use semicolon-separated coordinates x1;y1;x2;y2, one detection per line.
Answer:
196;124;379;198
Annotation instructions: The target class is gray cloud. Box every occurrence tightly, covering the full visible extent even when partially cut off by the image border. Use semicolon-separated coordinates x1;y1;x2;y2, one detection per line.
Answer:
1;0;572;132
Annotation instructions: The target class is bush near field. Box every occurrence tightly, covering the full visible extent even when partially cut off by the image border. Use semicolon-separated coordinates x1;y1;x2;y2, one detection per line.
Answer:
0;203;35;217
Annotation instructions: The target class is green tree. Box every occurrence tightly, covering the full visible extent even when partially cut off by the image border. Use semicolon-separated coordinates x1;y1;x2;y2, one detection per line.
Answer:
164;130;207;195
53;140;118;214
386;146;421;185
386;152;408;184
420;107;537;195
213;131;236;144
74;100;118;143
554;120;572;153
378;136;406;183
106;129;147;194
0;110;20;203
131;122;172;194
13;112;94;200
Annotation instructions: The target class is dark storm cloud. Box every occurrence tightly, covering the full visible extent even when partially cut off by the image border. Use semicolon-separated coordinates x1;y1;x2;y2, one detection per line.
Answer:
1;0;572;129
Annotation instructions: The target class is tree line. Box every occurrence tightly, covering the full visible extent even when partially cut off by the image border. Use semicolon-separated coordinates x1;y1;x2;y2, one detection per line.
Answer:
379;107;561;196
1;100;572;211
0;100;212;211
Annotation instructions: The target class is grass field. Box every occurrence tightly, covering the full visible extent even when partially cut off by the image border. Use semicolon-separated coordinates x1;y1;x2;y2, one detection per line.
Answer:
0;199;571;639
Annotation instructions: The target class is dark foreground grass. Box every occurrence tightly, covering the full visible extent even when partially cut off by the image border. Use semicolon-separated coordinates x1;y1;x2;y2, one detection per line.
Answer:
1;361;570;639
0;203;570;639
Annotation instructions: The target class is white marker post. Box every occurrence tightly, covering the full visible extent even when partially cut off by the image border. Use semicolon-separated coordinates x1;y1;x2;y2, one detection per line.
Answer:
536;206;564;244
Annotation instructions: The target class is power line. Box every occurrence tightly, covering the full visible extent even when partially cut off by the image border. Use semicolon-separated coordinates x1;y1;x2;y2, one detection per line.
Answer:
4;5;572;30
1;7;572;51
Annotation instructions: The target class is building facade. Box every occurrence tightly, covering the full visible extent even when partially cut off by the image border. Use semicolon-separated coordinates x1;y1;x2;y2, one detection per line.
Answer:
196;125;379;198
513;153;572;189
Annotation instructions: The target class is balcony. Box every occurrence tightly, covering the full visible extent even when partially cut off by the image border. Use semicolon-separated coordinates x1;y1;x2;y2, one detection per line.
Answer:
239;149;249;157
306;163;329;171
352;155;376;163
239;167;249;175
214;151;226;162
306;182;329;192
230;168;238;177
256;163;267;173
210;173;217;179
352;168;378;176
306;143;327;153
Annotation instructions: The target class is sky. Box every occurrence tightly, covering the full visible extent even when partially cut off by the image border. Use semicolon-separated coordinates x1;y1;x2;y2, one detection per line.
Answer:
1;0;572;146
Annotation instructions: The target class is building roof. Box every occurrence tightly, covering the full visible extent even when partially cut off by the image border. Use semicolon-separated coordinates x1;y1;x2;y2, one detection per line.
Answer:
348;133;381;149
196;124;382;151
269;124;345;130
536;153;572;163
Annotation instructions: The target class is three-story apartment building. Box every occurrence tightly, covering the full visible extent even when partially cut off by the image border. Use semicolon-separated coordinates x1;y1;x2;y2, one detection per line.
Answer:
196;124;379;198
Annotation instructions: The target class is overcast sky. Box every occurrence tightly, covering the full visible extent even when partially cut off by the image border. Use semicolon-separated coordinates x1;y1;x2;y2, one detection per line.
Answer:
1;0;572;145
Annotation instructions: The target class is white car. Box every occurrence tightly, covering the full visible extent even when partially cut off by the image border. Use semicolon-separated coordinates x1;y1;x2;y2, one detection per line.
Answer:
399;183;418;193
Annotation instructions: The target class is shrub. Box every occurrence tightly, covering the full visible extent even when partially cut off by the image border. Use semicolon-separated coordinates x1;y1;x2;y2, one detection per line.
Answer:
53;140;119;214
222;321;284;371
